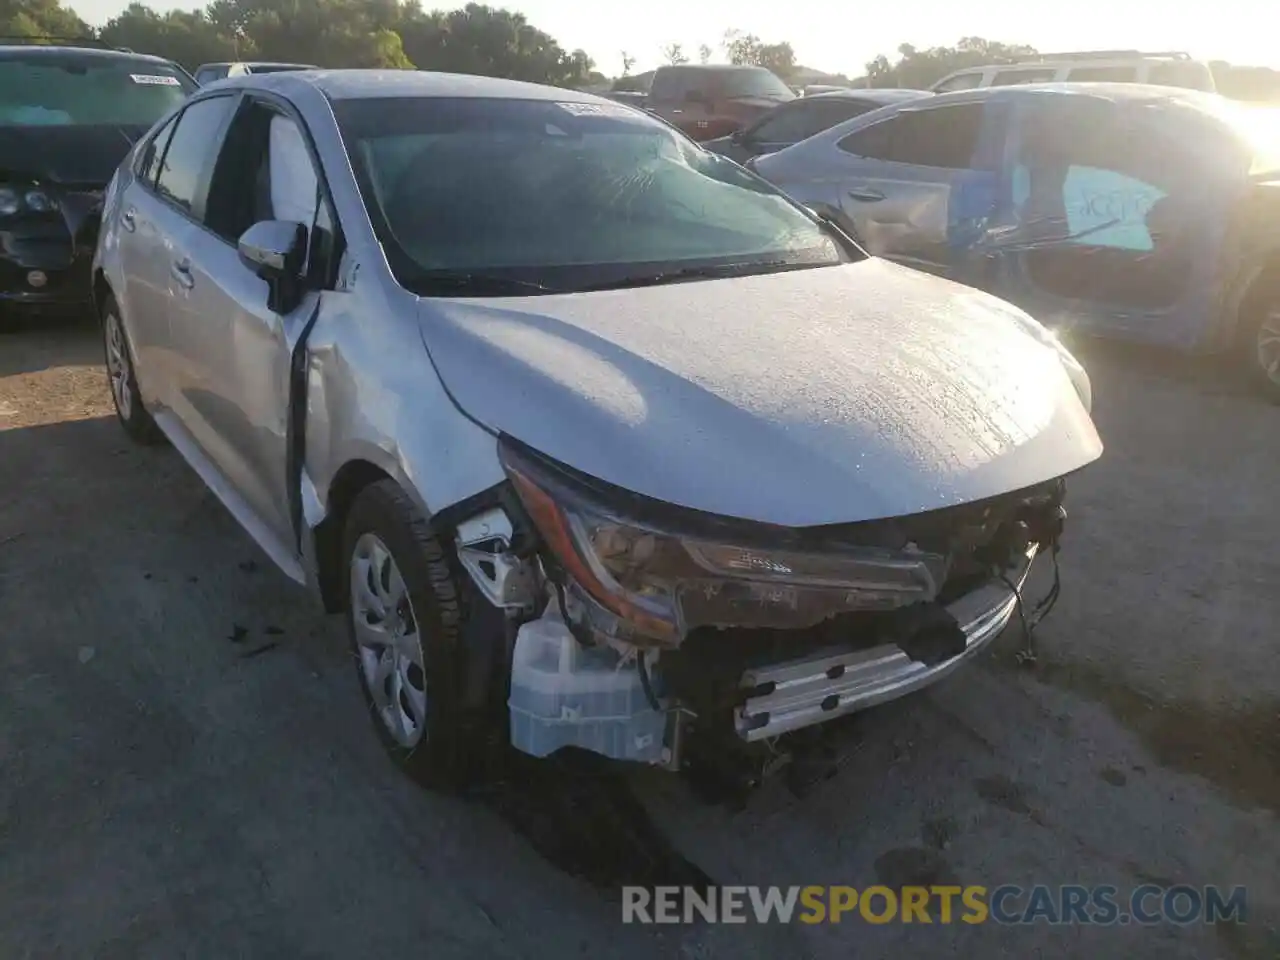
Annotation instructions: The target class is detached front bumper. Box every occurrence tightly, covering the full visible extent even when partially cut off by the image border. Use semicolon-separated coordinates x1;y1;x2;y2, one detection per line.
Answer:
735;544;1038;741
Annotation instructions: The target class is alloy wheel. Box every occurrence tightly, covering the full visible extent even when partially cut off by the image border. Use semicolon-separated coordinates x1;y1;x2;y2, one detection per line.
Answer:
349;532;429;748
1257;309;1280;387
105;312;132;420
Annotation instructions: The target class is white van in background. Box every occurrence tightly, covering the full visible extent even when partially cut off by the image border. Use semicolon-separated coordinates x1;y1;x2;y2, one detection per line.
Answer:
931;51;1216;94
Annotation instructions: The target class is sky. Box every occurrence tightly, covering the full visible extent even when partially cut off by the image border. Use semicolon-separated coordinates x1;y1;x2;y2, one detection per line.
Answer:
72;0;1274;78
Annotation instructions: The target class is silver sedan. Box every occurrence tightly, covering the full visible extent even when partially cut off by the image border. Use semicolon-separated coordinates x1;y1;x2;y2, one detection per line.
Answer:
93;70;1100;792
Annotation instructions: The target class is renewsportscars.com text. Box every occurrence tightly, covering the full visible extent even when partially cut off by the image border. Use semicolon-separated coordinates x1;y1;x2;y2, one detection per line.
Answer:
621;884;1248;926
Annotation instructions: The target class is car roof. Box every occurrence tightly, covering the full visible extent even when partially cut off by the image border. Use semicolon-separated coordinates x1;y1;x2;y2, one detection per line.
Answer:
218;68;608;104
653;63;773;73
0;44;177;67
808;88;934;104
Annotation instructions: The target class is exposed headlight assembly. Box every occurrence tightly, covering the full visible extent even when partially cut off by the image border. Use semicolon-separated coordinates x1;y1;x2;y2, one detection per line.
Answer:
24;189;55;213
498;439;946;647
0;187;56;217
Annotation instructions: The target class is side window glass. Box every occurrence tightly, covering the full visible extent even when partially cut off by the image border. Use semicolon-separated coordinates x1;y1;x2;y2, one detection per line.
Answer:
1067;66;1137;83
1015;102;1191;252
823;101;879;128
155;96;236;216
266;114;320;226
751;102;819;142
134;114;177;185
935;72;983;93
854;105;989;170
990;68;1057;86
836;116;899;160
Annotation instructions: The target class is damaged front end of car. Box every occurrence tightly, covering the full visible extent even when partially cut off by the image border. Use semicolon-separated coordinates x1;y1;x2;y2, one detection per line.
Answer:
447;434;1070;798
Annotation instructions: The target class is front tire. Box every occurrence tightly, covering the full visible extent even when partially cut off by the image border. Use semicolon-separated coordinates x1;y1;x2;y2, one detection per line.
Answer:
342;479;472;788
101;297;163;444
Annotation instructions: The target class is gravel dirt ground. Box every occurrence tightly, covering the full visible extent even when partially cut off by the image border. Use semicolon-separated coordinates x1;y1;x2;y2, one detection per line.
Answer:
1;318;1277;960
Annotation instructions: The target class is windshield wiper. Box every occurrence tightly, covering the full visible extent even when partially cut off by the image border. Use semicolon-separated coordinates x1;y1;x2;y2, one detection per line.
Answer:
411;271;561;296
575;259;827;292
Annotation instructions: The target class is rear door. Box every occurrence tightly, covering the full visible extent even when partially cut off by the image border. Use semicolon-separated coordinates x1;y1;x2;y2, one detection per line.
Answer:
146;93;239;422
114;111;178;394
831;101;1008;277
117;95;237;411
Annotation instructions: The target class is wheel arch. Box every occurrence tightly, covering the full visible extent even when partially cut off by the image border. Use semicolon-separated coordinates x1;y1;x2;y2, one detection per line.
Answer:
311;457;396;613
91;268;113;321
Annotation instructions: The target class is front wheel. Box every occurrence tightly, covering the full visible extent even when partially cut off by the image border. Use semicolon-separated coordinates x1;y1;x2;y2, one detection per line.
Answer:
342;479;473;788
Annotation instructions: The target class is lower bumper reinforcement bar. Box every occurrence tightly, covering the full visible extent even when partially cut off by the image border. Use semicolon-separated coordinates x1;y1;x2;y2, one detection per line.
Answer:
735;545;1038;741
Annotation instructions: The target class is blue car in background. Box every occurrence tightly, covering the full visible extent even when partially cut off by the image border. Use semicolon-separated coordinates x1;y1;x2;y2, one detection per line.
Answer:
755;84;1280;399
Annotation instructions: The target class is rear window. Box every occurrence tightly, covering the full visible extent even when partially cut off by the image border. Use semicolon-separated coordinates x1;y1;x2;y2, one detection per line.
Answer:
1147;60;1216;92
0;55;194;127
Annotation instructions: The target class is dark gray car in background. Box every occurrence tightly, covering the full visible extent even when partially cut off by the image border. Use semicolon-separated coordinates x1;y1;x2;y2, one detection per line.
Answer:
703;88;933;165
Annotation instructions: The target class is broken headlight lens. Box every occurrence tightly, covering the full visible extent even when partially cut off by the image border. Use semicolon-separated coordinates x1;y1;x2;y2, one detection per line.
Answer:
499;439;945;646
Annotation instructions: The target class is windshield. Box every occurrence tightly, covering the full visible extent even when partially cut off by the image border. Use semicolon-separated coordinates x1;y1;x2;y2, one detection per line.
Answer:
335;96;846;296
0;55;193;127
719;68;795;101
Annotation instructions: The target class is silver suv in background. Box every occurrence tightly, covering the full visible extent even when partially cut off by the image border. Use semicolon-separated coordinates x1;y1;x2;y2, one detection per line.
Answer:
931;50;1216;93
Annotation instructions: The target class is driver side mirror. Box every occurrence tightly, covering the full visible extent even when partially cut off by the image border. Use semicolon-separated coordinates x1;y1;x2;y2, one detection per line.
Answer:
238;219;307;313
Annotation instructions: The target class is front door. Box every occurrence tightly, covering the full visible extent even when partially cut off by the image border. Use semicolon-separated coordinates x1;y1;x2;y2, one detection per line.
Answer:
171;97;333;552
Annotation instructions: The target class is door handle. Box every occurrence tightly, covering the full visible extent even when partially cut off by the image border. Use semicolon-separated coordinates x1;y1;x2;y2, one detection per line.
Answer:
121;207;136;232
171;257;194;290
848;187;887;203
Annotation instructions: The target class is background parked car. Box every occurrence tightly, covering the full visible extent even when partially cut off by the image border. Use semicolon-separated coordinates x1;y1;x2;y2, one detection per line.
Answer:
644;63;794;141
704;88;932;165
194;61;318;85
931;49;1216;93
0;38;196;323
753;83;1280;397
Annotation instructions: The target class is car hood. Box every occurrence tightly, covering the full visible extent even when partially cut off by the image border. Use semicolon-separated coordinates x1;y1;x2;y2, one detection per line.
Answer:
0;124;147;187
415;259;1102;527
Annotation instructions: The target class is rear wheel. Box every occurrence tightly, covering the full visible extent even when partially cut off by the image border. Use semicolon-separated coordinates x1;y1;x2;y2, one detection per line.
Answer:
102;297;163;444
342;479;473;788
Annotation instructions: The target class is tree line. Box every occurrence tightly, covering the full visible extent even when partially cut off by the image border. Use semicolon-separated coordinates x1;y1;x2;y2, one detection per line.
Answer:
1;0;601;88
632;33;1279;101
3;0;1277;100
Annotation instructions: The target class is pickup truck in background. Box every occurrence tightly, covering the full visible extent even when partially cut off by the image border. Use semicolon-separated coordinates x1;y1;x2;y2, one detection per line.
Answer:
641;64;795;141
